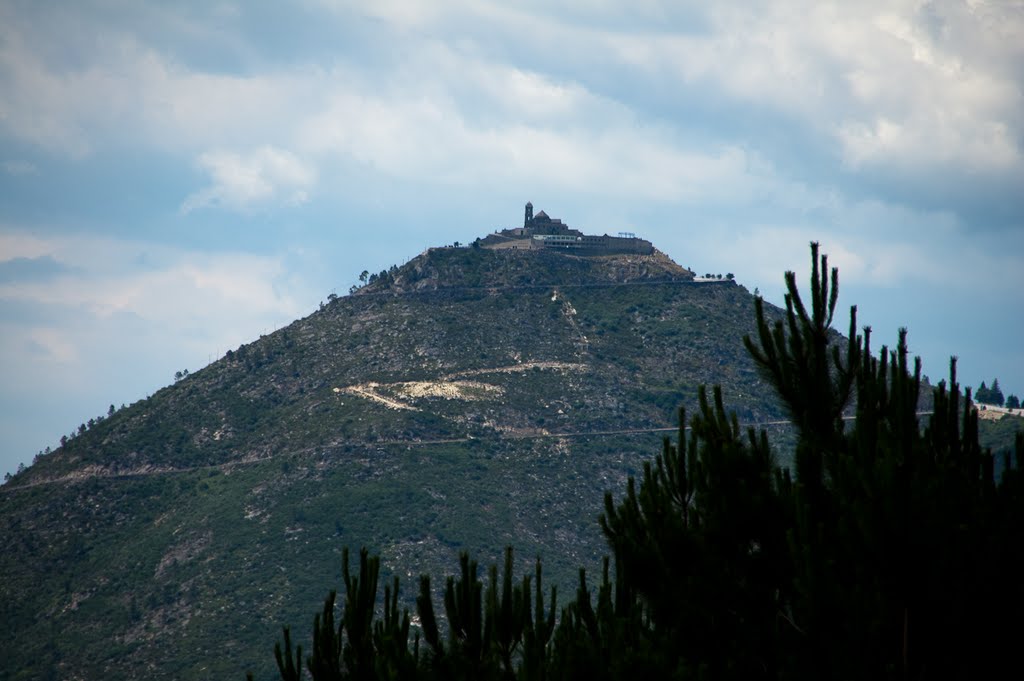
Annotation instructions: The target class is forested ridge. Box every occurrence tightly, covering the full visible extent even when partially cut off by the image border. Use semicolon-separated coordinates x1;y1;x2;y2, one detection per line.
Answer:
258;244;1024;680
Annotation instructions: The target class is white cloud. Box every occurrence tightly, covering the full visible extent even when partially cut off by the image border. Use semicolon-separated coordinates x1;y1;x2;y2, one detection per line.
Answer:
686;194;1024;302
3;0;1018;207
686;3;1022;175
0;20;93;157
459;1;1024;179
313;0;464;30
0;2;835;208
290;44;777;202
0;229;313;356
25;327;78;364
301;84;751;199
0;7;320;158
182;146;317;212
0;231;53;260
2;160;38;175
0;226;321;469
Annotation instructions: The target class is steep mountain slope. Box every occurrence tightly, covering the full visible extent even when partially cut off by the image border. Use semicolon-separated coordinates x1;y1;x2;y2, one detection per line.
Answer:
1;245;796;680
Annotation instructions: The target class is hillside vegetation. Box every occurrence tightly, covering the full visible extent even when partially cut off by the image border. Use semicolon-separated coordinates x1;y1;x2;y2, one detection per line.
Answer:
0;245;785;680
1;243;1018;680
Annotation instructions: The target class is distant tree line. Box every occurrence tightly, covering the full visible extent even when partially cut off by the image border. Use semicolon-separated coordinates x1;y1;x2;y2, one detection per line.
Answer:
251;244;1024;680
5;403;127;483
349;266;402;294
975;378;1019;409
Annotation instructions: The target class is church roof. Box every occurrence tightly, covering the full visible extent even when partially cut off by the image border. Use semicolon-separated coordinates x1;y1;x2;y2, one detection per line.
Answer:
534;210;549;219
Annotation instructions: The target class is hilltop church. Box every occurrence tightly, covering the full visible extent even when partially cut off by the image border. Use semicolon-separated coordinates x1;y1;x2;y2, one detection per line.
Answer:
479;203;654;256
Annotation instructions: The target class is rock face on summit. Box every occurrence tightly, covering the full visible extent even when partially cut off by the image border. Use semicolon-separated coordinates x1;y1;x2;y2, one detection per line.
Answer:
1;215;781;681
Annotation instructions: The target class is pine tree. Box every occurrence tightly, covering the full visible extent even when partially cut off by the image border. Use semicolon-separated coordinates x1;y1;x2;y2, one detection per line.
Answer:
600;386;783;679
976;380;990;403
739;243;1022;679
990;378;1005;406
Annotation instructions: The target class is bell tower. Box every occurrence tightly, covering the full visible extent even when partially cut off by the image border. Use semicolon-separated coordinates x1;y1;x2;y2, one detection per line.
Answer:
524;201;533;229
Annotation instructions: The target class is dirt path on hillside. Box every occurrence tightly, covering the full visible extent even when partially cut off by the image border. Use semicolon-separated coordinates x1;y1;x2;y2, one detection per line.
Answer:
1;413;937;493
444;361;586;379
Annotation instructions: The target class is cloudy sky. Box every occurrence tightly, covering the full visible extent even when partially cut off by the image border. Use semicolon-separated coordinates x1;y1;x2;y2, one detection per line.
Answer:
2;0;1022;477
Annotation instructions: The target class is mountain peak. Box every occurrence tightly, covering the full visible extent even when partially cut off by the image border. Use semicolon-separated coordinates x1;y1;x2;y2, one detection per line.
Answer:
485;201;654;256
357;203;694;294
